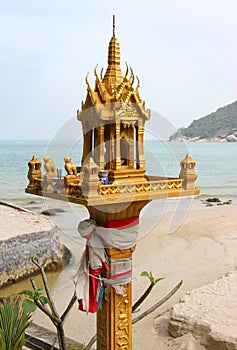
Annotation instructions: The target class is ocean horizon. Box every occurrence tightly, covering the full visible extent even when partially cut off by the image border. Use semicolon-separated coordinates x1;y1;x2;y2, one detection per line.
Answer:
0;139;236;203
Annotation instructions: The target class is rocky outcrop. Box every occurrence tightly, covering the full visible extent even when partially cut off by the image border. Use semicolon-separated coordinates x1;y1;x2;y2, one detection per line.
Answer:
168;271;237;349
169;132;237;142
169;101;237;142
0;203;64;287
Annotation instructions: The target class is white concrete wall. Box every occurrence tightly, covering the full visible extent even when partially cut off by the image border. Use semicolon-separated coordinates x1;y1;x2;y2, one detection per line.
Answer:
0;203;63;287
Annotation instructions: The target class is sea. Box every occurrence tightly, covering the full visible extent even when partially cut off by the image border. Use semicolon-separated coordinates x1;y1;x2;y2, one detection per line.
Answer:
0;140;236;296
0;139;236;202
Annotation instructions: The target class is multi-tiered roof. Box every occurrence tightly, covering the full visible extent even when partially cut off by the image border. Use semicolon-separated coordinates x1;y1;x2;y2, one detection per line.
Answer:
78;18;150;121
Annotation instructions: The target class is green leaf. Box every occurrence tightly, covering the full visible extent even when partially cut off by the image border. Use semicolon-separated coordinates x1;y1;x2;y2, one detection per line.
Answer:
0;297;31;349
39;296;49;305
154;277;165;285
22;299;37;313
140;271;149;278
140;271;165;286
19;290;33;297
34;289;43;297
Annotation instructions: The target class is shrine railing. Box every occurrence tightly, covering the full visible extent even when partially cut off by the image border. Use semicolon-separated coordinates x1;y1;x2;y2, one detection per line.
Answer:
98;178;183;196
28;177;184;199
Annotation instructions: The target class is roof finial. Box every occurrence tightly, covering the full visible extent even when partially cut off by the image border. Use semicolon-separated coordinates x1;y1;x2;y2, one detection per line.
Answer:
113;14;115;37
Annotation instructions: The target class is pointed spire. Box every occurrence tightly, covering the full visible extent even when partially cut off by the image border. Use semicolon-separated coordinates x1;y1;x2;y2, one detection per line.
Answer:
102;15;123;85
113;14;115;37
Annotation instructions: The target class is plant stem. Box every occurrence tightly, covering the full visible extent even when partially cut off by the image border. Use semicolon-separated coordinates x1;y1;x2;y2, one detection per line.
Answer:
132;280;182;324
31;257;67;350
61;292;77;322
85;334;97;350
30;278;61;325
32;257;59;318
132;283;153;313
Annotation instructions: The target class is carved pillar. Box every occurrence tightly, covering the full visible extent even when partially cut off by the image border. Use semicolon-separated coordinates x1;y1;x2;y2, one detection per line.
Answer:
82;122;92;165
99;124;105;170
94;127;99;165
111;127;115;170
128;126;134;169
88;201;149;350
137;122;145;170
115;123;121;169
105;126;112;170
97;247;134;350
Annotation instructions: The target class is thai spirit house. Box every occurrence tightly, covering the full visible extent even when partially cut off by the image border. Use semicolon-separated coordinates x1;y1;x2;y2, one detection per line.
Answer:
26;17;199;350
78;29;150;186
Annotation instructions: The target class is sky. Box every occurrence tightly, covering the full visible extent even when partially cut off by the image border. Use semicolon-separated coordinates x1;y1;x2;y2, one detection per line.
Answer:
0;0;236;140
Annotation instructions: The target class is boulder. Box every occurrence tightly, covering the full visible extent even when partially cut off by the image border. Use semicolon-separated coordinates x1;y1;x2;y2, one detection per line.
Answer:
0;203;64;286
227;134;237;142
168;271;237;350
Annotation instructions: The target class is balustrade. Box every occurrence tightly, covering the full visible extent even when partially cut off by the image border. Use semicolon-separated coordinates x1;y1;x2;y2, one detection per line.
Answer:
98;178;183;197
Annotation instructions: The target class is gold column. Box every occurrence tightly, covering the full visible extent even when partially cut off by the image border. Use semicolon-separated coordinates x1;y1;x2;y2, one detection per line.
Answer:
94;127;100;166
128;126;134;169
105;127;113;170
111;127;115;170
97;247;135;350
137;122;145;170
82;123;92;165
115;123;121;169
99;124;105;170
88;201;149;350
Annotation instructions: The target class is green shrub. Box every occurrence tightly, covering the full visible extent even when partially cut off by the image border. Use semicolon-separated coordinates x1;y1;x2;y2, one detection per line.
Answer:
0;296;32;350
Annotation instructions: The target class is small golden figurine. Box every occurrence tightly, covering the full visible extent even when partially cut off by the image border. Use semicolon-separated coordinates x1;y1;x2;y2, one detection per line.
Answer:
64;156;77;175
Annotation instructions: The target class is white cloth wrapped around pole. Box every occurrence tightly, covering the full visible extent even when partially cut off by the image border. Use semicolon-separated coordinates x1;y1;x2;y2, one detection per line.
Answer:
75;218;139;313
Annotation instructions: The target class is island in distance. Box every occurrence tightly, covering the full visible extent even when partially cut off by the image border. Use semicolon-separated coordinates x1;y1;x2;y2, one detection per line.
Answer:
169;100;237;142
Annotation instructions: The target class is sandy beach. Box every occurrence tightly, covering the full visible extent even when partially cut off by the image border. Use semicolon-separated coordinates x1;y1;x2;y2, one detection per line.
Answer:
12;199;234;349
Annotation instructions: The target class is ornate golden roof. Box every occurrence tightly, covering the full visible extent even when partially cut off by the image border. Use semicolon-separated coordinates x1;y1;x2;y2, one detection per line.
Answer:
78;16;150;121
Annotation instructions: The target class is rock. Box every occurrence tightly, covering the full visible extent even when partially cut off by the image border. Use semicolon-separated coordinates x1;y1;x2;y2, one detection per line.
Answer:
223;200;232;205
227;134;237;142
205;197;221;203
0;203;64;287
41;210;56;216
168;271;237;350
154;315;170;337
174;334;206;350
41;208;66;216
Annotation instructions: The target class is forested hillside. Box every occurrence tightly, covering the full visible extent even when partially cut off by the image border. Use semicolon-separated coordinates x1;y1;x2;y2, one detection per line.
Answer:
169;101;237;141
